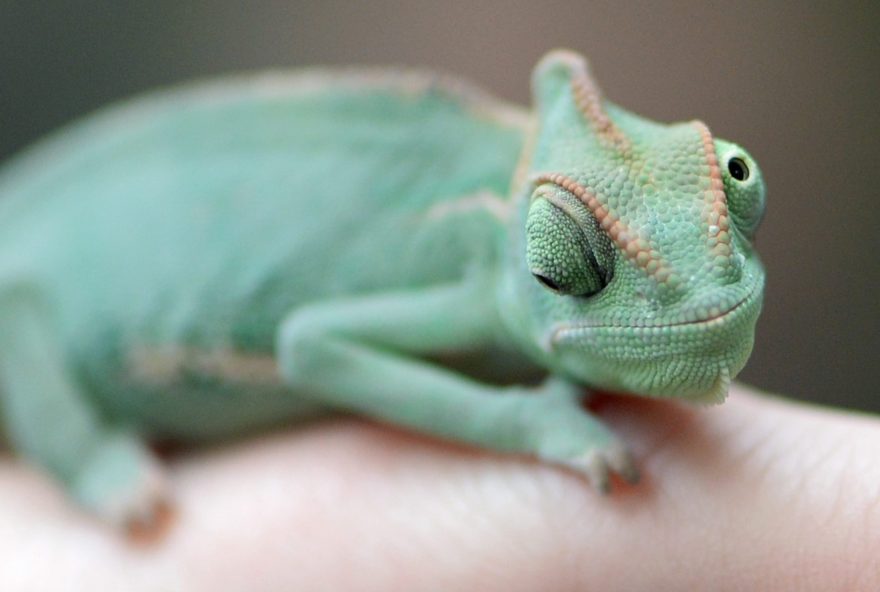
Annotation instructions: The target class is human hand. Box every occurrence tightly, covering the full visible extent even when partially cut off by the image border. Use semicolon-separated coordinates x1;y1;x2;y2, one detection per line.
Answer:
1;383;878;591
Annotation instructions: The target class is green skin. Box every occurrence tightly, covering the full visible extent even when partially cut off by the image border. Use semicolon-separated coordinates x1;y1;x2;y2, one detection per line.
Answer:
0;50;765;528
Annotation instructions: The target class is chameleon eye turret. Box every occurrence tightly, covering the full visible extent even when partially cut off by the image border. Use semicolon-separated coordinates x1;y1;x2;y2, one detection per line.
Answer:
525;187;614;297
716;141;766;239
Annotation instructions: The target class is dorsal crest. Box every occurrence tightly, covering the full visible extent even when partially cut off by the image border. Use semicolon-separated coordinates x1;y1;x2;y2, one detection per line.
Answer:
532;50;631;154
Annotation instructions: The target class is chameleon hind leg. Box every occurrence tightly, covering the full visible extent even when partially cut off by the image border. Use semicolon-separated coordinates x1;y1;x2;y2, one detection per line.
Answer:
0;285;169;529
277;279;638;492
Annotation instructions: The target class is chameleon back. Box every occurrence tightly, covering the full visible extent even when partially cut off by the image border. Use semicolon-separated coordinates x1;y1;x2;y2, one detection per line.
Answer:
0;70;526;436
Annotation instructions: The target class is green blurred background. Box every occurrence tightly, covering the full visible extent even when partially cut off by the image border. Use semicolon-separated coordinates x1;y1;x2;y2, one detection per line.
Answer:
1;2;877;411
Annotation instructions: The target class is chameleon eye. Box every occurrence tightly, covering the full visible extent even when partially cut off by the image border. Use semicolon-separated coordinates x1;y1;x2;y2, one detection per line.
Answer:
727;157;749;182
525;195;613;297
718;145;765;239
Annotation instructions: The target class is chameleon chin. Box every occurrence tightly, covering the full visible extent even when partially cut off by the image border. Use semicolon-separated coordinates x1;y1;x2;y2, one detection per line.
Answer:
549;268;764;404
0;49;765;529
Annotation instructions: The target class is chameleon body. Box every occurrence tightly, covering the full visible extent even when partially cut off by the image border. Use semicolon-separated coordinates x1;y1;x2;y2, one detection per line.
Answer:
0;50;765;527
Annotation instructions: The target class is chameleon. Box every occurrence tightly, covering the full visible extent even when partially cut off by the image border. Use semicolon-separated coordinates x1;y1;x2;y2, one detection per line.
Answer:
0;49;765;529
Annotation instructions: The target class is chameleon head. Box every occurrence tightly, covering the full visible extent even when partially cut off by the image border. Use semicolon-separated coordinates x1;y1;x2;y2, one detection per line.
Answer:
517;50;766;404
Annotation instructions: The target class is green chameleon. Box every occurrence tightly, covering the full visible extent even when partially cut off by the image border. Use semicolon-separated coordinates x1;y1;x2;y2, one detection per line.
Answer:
0;50;765;528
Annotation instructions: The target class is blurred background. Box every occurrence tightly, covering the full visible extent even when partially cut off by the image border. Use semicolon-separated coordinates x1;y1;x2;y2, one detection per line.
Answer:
1;1;877;412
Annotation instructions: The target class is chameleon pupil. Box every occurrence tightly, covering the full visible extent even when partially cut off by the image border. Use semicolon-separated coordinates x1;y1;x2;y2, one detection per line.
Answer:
728;157;749;181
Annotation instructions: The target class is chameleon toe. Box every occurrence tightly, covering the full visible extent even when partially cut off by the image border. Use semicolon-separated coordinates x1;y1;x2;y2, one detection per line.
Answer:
606;443;640;485
572;450;612;495
126;497;176;545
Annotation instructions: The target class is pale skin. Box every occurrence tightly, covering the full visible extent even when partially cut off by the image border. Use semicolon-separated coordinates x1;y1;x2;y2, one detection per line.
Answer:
1;384;878;591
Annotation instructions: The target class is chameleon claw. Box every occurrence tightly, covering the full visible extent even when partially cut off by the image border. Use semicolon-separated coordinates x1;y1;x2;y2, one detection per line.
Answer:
606;443;640;485
125;496;176;544
566;443;639;492
113;462;175;542
572;450;612;494
72;433;175;539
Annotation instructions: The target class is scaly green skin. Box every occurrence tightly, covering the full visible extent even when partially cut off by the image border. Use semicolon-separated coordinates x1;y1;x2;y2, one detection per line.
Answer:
0;50;765;528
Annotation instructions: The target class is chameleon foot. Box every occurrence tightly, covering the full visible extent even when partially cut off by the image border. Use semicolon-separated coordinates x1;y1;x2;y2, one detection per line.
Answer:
529;379;640;493
70;432;172;534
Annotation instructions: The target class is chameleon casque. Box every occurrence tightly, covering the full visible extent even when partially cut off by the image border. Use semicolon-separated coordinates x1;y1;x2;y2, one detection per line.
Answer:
0;50;765;528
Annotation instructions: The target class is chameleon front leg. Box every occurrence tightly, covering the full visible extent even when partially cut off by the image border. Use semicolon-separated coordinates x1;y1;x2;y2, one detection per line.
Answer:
0;286;168;529
276;279;638;491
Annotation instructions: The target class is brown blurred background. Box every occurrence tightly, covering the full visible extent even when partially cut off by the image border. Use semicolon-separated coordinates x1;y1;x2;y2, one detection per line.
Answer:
1;2;877;411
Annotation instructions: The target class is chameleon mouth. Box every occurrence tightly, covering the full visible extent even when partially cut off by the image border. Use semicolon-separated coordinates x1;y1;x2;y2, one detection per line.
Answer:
551;279;761;344
653;294;749;328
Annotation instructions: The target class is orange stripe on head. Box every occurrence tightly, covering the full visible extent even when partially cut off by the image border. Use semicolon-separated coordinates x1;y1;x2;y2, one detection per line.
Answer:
692;121;733;271
566;59;632;155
